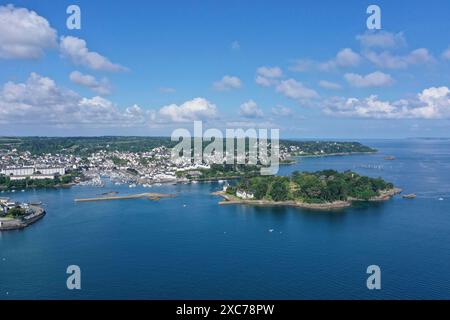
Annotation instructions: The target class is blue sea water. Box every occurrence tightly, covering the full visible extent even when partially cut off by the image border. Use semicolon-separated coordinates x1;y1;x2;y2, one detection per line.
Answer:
1;139;450;299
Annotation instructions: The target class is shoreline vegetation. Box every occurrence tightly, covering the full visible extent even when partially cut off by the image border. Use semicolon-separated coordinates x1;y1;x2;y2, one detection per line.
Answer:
0;170;81;192
213;188;402;210
0;205;46;231
278;151;378;166
176;164;261;183
293;151;377;158
214;170;401;211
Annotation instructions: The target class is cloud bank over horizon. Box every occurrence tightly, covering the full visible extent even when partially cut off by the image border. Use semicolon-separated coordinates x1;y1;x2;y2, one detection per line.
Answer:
1;3;450;137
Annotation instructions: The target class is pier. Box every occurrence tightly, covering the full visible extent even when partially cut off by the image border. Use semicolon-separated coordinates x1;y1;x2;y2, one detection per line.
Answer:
74;192;176;202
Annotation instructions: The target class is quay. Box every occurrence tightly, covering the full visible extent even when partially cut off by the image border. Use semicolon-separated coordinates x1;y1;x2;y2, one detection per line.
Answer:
74;192;176;202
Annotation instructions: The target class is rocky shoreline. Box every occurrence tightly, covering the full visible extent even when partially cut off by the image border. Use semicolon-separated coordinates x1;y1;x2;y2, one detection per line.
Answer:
0;205;46;231
213;187;402;211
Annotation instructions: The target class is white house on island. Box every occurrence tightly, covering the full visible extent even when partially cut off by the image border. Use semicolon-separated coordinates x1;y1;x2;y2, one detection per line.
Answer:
236;189;254;199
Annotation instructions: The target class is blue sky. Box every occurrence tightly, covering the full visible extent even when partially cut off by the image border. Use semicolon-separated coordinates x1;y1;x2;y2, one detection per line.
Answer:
0;0;449;138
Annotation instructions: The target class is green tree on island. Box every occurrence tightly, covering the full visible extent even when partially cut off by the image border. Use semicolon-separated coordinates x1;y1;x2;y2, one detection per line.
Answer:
232;170;394;204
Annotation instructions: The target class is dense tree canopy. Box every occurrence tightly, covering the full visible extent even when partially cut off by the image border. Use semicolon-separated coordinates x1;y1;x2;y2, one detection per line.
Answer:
0;171;80;190
232;170;394;203
0;137;375;156
6;207;26;218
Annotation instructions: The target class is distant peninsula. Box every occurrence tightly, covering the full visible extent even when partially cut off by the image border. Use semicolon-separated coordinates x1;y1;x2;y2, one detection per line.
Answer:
214;170;401;210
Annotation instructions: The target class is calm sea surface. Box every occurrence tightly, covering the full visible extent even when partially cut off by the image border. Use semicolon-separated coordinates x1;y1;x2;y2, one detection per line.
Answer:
1;139;450;299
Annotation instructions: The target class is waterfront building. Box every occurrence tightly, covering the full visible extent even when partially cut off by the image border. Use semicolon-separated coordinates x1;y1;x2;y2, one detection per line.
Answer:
9;174;56;181
1;166;65;177
1;167;34;176
36;167;66;175
236;190;254;199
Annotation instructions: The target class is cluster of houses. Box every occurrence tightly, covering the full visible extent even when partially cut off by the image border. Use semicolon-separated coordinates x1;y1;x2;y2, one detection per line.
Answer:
0;197;22;216
85;148;214;185
0;197;44;230
0;142;298;189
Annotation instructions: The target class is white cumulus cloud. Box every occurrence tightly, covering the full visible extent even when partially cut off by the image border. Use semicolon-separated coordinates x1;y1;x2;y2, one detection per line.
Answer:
271;105;293;116
442;47;450;60
289;59;315;72
344;71;394;88
255;66;283;87
0;73;150;127
0;5;57;59
60;36;127;72
257;66;283;78
324;86;450;119
213;75;242;91
239;100;263;118
158;97;218;122
356;31;406;49
276;79;319;100
255;76;273;87
319;80;342;90
69;71;111;95
319;48;362;71
365;48;434;69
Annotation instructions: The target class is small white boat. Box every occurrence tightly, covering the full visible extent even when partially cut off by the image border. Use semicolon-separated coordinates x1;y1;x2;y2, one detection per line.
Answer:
438;197;444;201
269;229;274;233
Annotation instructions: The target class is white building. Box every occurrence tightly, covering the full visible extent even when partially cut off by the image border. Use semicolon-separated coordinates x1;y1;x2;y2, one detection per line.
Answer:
1;166;65;177
35;167;66;175
9;174;56;181
2;167;34;176
236;189;254;199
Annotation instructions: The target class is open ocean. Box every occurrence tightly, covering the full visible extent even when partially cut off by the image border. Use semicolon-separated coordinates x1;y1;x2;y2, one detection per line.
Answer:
1;139;450;299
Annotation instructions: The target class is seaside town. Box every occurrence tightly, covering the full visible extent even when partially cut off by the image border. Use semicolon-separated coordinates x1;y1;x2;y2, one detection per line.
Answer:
1;140;361;190
0;138;379;230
